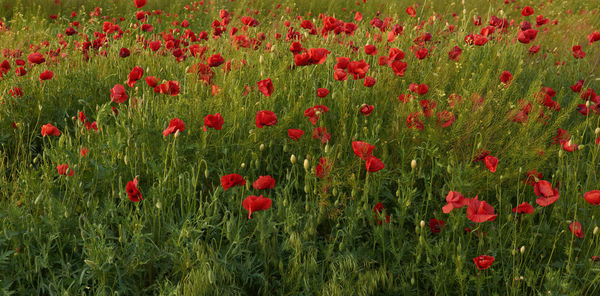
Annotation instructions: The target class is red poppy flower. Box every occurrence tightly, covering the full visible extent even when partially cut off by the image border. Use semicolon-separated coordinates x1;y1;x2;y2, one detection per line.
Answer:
347;60;369;80
521;6;534;16
569;221;584;238
317;88;329;97
364;45;377;55
512;202;535;214
0;60;10;75
15;67;26;76
145;76;159;88
419;100;436;117
390;60;408;76
436;111;455;127
365;156;384;172
373;202;390;225
39;70;53;82
287;129;304;140
588;31;600;44
243;195;272;219
534;180;559;207
552;128;570;145
360;104;374;116
466;197;498;223
126;177;142;202
134;0;146;9
221;174;246;191
28;52;45;65
203;113;224;131
442;191;467;214
41;123;61;137
315;157;331;179
406;6;416;17
415;47;429;59
163;118;185;136
255;110;277;128
257;78;274;97
253;175;275;190
572;45;586;59
429;219;445;234
448;46;462;61
307;48;330;64
500;71;513;84
9;87;23;98
333;69;348;81
484;155;498;173
155;81;180;96
80;147;89;157
407;113;424;130
304;105;329;125
127;66;144;88
523;169;542;186
119;47;130;58
473;255;495;270
111;84;128;103
584;190;600;205
56;164;74;176
352;141;374;160
570;79;584;93
363;76;376;87
312;127;331;143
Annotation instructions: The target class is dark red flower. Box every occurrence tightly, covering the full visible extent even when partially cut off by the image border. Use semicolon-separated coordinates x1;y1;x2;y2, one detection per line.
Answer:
534;180;559;207
28;52;45;65
442;191;467;214
572;45;586;59
347;60;369;80
57;164;74;176
436;111;455;127
221;174;246;191
119;47;130;58
253;175;275;190
570;79;584;93
145;76;159;87
317;88;329;97
39;70;53;82
512;202;535;214
500;71;513;84
521;6;534;16
364;44;377;55
373;202;390;225
255;110;277;128
448;46;462;61
111;84;128;103
9;87;23;98
352;141;374;160
127;66;144;87
407;112;424;130
365;156;384;172
304;105;329;125
363;76;376;87
134;0;146;9
257;78;274;97
390;60;407;76
484;155;498;173
207;54;225;67
360;104;374;116
419;100;436;117
203;113;224;131
287;129;304;140
333;69;348;81
243;195;272;219
315;157;331;179
162;118;185;136
41;123;61;137
126;177;142;202
466;196;497;223
584;190;600;205
312;127;331;143
569;221;584;238
523;169;542;186
473;255;495;270
429;219;445;234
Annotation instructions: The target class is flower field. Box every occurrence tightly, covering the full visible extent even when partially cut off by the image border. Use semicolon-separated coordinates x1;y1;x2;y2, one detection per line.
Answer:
1;0;600;294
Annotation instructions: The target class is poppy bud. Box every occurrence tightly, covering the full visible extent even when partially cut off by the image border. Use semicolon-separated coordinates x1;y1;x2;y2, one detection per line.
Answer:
586;100;591;108
595;128;600;135
594;226;599;235
446;164;451;173
304;184;310;193
304;159;310;171
324;144;329;154
411;159;417;169
520;246;525;254
558;150;563;158
290;154;296;164
204;169;209;178
156;200;162;209
259;55;264;64
420;220;425;228
241;162;246;168
260;143;265;151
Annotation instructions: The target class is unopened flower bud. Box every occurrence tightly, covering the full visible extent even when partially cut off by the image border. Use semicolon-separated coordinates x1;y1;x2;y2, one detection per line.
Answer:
290;154;296;164
520;246;525;254
259;143;265;151
411;159;417;169
595;127;600;135
594;226;598;235
420;220;425;228
304;159;310;171
241;162;246;168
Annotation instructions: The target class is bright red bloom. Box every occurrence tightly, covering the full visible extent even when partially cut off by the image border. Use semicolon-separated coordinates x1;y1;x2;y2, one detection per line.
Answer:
523;169;542;186
127;66;144;87
304;105;329;125
363;76;376;87
360;104;374;116
80;147;89;157
111;84;128;103
364;44;377;55
406;6;416;17
9;87;23;98
243;195;272;219
572;45;586;59
584;190;600;205
119;47;130;58
145;76;159;87
257;78;274;97
407;113;424;130
448;46;462;61
466;196;498;223
442;191;467;214
500;71;513;84
419;100;436;117
569;221;584;238
41;123;61;137
312;127;331;143
534;180;559;207
162;118;185;136
334;69;348;81
57;164;74;176
347;60;369;80
317;88;329;97
134;0;146;9
365;156;384;172
39;70;53;82
255;110;277;128
473;255;495;270
484;155;498;173
315;157;331;179
155;81;180;96
352;141;374;160
207;54;225;67
221;174;246;191
512;202;535;214
521;6;534;16
28;52;45;65
588;31;600;44
390;60;407;76
253;175;275;190
373;202;390;225
203;113;224;131
429;219;445;234
287;129;304;140
126;177;142;202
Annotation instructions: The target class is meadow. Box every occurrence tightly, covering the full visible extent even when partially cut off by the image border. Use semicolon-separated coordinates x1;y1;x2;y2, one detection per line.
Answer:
1;0;600;294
